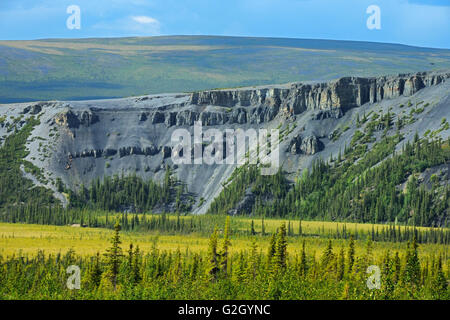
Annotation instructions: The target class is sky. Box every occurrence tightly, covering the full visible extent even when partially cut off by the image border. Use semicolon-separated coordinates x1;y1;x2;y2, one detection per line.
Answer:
0;0;449;48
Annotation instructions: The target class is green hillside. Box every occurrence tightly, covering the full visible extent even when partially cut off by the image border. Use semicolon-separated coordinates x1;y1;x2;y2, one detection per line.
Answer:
1;35;450;103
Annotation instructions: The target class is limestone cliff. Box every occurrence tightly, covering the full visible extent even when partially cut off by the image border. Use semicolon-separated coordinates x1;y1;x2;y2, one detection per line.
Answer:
0;70;449;213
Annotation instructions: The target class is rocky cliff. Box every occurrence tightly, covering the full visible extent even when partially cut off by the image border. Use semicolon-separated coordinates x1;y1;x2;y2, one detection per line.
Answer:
0;70;449;213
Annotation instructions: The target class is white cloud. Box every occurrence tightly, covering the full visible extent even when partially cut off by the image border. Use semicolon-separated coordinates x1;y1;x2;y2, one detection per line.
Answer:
92;15;161;36
132;16;159;25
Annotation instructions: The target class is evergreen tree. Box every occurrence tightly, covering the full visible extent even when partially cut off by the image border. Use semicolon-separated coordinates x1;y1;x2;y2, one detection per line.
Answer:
432;254;448;300
267;232;277;269
246;240;259;281
132;245;142;285
86;252;102;289
347;235;355;274
299;240;308;277
321;240;335;272
337;247;345;281
404;238;421;295
207;226;220;281
220;216;231;277
273;223;288;273
103;221;124;290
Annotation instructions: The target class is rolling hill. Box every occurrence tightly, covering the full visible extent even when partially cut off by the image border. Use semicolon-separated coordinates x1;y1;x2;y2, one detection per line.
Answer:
1;35;450;103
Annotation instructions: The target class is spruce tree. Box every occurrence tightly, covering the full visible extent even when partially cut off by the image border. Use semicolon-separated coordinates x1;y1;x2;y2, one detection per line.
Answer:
432;254;448;299
321;240;335;272
250;220;256;236
221;216;231;276
299;240;308;277
86;252;102;289
267;232;277;269
103;221;124;290
347;235;355;274
246;240;259;281
404;238;421;295
207;226;220;281
337;247;345;281
132;245;142;285
273;223;288;273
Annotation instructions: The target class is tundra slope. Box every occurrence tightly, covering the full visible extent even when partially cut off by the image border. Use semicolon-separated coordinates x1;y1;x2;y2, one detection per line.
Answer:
0;70;449;213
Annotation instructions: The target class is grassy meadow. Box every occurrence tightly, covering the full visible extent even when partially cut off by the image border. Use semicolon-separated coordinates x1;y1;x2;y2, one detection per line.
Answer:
0;216;449;300
0;217;447;263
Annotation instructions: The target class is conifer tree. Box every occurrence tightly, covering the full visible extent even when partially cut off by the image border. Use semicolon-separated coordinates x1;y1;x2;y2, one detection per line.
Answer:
132;245;142;285
189;253;200;281
86;252;102;289
267;232;277;269
103;221;124;290
234;251;246;283
221;216;231;276
347;235;355;274
207;226;220;281
432;254;448;299
298;220;302;236
299;240;308;277
404;238;421;294
321;240;335;272
393;251;401;284
246;240;259;281
273;223;288;273
381;250;394;299
337;247;345;281
250;220;256;235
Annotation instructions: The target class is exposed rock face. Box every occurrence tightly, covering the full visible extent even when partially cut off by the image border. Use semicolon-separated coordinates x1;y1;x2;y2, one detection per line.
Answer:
288;135;303;155
189;72;450;114
55;109;99;128
51;71;450;131
3;70;447;214
119;145;160;158
54;110;80;128
162;146;172;159
22;104;43;115
288;135;323;155
301;136;323;155
229;188;255;215
312;109;343;120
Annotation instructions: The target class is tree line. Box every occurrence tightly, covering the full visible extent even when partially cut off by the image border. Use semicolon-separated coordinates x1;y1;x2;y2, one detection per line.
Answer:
0;220;447;300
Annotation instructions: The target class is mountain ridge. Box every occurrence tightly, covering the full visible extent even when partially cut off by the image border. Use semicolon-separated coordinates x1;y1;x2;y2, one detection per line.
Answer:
0;69;449;224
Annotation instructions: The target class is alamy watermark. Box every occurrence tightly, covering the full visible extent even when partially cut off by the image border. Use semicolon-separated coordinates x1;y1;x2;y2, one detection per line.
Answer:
366;5;381;30
171;121;280;176
66;265;81;290
366;265;381;290
66;5;81;30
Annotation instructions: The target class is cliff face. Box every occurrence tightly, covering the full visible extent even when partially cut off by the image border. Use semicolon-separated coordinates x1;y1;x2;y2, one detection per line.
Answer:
190;71;450;114
48;71;450;133
0;70;449;213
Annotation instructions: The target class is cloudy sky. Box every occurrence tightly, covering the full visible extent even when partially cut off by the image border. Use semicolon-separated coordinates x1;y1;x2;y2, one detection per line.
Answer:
0;0;449;48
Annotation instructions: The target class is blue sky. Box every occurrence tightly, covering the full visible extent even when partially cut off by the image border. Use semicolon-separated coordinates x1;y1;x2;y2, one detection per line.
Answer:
0;0;449;48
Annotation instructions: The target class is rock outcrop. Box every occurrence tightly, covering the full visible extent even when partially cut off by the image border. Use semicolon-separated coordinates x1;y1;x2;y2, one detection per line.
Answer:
288;135;323;155
51;71;450;132
189;72;450;114
7;69;446;214
55;109;99;128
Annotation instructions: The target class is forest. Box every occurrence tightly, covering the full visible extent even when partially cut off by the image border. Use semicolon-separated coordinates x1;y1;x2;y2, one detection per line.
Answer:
0;218;448;300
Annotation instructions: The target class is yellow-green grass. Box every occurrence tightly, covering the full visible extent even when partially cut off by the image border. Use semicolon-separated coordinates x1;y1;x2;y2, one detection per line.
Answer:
0;223;447;265
96;213;439;234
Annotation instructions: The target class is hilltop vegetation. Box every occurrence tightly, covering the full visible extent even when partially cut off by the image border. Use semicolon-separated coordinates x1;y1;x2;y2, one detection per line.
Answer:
209;131;450;227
